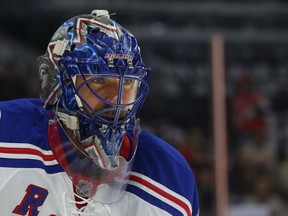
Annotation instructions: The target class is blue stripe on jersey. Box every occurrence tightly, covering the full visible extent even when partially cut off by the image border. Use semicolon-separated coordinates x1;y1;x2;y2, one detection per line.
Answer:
0;158;63;174
126;184;183;216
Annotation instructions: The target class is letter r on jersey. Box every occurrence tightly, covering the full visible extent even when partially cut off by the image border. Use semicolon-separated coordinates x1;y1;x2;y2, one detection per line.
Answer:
13;184;48;216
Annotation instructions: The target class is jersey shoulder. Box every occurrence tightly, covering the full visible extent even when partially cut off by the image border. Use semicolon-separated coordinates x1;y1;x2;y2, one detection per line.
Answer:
0;98;63;174
0;98;49;145
129;129;199;216
0;98;46;118
136;129;191;171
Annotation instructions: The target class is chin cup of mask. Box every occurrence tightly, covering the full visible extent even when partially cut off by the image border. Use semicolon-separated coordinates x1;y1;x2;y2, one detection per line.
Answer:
48;114;140;203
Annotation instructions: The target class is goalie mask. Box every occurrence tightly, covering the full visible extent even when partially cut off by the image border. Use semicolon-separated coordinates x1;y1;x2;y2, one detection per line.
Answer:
39;10;150;202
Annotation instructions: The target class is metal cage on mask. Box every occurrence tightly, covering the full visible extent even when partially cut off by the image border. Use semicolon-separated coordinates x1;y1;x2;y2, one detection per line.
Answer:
58;59;149;156
59;59;149;129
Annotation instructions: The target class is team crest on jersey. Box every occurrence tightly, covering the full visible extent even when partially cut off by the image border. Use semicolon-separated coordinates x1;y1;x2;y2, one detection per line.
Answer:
76;180;93;197
13;184;49;216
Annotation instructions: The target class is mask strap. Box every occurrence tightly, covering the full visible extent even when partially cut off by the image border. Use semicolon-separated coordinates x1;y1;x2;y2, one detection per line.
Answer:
72;75;84;110
56;111;79;130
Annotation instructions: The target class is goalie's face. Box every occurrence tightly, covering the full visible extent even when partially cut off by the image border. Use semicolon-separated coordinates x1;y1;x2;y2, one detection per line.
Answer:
75;74;139;120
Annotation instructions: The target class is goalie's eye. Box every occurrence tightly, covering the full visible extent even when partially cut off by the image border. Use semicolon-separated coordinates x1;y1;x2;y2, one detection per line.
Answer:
92;78;105;84
123;79;135;86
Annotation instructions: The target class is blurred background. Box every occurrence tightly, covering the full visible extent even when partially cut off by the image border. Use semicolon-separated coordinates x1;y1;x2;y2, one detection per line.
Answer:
1;0;288;215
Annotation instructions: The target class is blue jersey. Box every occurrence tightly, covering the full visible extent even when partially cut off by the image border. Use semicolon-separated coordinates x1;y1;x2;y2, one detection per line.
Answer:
0;98;199;216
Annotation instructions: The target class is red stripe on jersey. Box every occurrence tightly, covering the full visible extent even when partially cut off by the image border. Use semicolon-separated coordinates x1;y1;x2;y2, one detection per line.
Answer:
0;147;55;161
130;174;192;216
